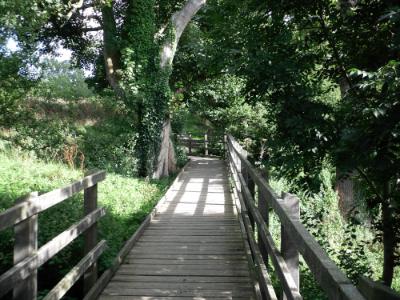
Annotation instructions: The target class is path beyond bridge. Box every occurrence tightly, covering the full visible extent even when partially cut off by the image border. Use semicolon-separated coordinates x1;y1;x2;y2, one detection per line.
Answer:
99;157;256;299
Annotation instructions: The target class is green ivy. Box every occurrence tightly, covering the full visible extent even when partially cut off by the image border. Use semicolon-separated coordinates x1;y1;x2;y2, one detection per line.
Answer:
121;0;174;177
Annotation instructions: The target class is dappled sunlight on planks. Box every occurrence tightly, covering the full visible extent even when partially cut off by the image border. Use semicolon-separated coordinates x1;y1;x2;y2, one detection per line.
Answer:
98;157;256;299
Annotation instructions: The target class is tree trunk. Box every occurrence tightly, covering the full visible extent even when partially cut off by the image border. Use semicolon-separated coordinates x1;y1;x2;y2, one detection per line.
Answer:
382;190;395;287
153;118;177;178
335;168;356;217
153;0;206;178
335;78;355;218
160;0;207;68
101;3;123;97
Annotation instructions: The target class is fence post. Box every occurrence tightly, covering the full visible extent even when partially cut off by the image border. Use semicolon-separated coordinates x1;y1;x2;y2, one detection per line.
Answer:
258;170;269;265
204;132;208;156
241;149;255;228
281;192;300;299
223;134;227;159
13;192;39;300
84;172;98;294
189;134;192;155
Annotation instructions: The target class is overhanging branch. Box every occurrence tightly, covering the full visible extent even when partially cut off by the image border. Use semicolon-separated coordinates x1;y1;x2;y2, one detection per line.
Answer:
160;0;207;68
82;26;103;32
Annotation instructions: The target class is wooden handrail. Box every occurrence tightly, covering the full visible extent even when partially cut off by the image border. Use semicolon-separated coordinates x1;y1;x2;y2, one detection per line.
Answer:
177;132;224;156
227;148;301;300
226;134;365;300
0;171;107;300
0;170;106;231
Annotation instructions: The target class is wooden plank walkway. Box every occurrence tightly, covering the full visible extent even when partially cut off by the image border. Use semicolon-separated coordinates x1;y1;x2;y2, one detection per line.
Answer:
99;157;256;300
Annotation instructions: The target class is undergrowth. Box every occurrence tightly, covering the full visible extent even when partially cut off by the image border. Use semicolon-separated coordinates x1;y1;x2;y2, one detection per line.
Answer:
268;166;400;297
0;149;173;298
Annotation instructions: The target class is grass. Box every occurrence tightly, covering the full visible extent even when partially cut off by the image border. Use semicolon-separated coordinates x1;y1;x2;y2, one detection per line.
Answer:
0;148;173;298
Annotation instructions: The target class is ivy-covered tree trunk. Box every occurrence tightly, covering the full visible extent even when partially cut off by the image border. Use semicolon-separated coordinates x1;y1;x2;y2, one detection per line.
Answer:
152;0;206;178
336;79;355;218
153;117;176;178
120;0;161;177
102;3;123;97
97;0;207;178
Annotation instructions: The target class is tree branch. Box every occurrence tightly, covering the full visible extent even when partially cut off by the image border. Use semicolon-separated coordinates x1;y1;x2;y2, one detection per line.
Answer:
356;166;384;203
63;0;85;26
87;14;103;24
171;0;206;41
160;0;207;68
82;26;103;32
79;3;95;11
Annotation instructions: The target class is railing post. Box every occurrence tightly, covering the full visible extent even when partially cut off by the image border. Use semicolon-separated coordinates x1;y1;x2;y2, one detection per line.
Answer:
223;134;227;159
241;149;255;228
189;134;192;155
13;192;39;300
204;132;208;156
258;170;269;265
281;192;300;299
84;173;98;294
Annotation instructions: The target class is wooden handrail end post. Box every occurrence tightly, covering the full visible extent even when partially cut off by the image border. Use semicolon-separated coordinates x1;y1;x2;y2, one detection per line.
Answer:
189;134;192;155
83;181;98;294
13;192;39;300
281;192;300;300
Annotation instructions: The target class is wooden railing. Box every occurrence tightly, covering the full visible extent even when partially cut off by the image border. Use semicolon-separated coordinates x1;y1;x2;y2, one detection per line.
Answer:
177;132;224;156
226;134;367;300
0;170;107;300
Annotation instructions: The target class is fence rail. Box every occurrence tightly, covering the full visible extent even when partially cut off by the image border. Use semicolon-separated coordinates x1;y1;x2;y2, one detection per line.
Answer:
0;170;107;300
226;134;366;300
177;133;224;156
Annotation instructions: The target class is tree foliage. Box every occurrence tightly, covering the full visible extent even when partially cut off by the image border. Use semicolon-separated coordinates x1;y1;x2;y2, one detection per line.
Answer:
1;0;400;290
171;0;400;287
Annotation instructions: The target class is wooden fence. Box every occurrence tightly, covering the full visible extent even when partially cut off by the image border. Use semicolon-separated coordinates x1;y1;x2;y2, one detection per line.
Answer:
226;134;367;300
177;132;224;156
0;170;107;300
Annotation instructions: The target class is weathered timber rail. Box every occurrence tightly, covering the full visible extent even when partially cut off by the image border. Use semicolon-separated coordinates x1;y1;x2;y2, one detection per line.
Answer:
177;132;224;156
226;134;400;300
0;170;107;300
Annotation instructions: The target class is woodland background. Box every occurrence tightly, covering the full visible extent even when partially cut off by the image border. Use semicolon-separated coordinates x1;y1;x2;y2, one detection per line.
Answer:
0;0;399;299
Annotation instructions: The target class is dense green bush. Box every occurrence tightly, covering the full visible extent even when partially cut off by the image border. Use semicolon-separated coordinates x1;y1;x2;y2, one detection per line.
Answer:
0;53;33;128
269;165;399;294
80;119;138;176
4;92;139;176
13;118;79;161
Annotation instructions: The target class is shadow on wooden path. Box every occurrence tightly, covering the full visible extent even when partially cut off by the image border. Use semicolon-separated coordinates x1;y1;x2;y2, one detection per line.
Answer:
99;157;256;299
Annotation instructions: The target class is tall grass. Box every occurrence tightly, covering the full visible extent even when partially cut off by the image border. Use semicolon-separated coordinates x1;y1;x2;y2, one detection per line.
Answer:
0;149;173;298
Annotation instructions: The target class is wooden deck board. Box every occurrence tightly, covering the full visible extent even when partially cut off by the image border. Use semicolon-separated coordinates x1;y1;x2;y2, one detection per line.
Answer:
99;157;255;299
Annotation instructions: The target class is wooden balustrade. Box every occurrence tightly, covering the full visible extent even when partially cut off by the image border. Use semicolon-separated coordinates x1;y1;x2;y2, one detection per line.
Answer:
0;170;107;300
226;134;365;300
227;134;400;300
177;132;224;156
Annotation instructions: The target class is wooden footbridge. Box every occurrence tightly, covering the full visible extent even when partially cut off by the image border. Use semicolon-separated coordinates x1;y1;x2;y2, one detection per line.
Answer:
0;135;397;300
